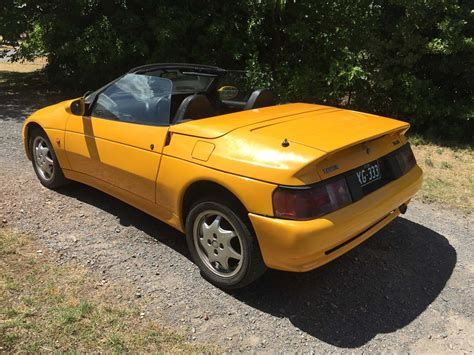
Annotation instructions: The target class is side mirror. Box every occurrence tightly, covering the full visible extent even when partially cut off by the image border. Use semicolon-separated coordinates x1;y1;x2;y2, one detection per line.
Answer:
70;98;85;116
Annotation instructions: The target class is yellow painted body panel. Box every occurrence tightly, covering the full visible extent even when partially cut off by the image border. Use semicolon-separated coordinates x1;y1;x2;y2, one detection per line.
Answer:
163;132;326;186
64;114;168;202
22;99;423;273
191;141;215;161
22;100;75;169
43;128;70;170
155;155;277;228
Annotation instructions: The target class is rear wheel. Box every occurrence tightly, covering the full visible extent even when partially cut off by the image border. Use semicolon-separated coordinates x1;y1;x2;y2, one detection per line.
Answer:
29;128;68;189
185;200;266;289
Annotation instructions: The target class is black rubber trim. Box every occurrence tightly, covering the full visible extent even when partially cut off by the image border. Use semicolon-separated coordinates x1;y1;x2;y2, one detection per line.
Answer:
324;213;392;255
128;63;226;75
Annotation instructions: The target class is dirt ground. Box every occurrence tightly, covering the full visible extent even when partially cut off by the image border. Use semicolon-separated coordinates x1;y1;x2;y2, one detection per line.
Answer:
1;68;473;352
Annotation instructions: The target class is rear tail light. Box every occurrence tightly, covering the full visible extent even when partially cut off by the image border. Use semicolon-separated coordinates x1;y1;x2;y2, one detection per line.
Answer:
273;178;352;220
396;144;416;175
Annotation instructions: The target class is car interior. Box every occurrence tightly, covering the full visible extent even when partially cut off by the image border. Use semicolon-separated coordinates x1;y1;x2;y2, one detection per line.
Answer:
86;64;278;126
142;65;278;124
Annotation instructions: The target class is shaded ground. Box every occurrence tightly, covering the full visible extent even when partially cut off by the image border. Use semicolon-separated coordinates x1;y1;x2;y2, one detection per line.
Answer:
1;69;473;352
0;70;70;123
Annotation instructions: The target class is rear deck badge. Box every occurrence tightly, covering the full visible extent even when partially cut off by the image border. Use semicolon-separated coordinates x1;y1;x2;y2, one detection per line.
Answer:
323;164;340;174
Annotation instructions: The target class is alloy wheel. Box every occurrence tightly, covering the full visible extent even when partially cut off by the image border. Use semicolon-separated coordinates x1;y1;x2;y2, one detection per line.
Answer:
32;136;54;182
192;210;244;278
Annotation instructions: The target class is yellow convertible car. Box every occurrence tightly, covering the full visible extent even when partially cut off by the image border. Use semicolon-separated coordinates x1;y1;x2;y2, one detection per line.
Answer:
23;64;423;289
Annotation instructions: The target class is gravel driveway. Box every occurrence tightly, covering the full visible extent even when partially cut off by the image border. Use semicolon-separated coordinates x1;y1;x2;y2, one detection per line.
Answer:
1;78;473;352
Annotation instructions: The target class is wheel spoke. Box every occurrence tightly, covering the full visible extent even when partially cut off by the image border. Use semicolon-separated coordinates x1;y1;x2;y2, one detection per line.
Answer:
209;215;222;231
208;253;218;264
217;256;229;270
202;220;212;237
39;145;49;155
218;228;236;241
44;163;53;176
222;244;242;261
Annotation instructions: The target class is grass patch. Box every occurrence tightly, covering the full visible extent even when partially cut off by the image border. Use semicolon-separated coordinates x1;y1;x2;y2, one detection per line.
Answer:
0;230;212;353
410;142;474;210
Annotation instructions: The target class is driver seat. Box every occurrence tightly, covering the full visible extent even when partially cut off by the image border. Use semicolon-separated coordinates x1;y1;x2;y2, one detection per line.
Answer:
173;94;217;124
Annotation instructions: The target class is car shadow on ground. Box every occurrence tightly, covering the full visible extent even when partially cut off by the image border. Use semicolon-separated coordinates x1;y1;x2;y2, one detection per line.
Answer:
56;182;191;257
57;182;456;348
231;217;457;347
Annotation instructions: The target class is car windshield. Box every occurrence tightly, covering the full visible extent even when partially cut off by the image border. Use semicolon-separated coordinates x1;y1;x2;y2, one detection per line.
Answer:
146;70;216;94
90;74;172;125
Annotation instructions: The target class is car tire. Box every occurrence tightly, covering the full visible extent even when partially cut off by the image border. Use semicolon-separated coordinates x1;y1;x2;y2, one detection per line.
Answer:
185;199;267;289
29;128;68;189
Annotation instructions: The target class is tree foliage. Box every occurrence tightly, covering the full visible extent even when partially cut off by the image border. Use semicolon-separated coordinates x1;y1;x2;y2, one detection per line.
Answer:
1;0;472;142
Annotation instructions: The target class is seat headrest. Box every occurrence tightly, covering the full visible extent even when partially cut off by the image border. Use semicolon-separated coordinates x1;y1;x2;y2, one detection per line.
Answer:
244;89;277;110
173;94;217;124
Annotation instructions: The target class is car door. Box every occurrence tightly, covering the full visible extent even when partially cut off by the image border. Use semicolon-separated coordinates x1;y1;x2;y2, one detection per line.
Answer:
65;74;172;203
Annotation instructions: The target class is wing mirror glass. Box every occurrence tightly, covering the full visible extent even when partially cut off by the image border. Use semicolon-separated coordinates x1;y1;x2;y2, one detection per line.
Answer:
70;98;85;116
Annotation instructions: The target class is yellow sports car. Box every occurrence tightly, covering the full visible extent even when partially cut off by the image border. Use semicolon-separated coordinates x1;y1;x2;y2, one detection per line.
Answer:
23;64;423;289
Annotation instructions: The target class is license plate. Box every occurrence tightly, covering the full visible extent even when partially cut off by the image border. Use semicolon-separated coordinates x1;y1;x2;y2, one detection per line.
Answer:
356;161;381;187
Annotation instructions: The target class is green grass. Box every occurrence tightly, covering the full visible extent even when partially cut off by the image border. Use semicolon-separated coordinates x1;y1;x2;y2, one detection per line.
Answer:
0;230;214;353
424;156;434;168
440;161;453;169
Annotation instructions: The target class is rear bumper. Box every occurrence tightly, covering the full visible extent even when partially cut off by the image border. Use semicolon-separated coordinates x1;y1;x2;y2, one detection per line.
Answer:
249;165;423;272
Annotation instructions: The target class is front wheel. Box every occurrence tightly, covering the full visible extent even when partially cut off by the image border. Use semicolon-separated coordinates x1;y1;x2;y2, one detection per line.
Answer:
29;128;68;189
185;200;266;289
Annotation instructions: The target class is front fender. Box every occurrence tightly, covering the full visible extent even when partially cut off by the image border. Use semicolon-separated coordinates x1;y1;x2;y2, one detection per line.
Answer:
22;99;76;164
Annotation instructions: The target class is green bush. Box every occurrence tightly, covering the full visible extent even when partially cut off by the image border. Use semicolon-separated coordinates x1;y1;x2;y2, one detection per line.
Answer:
1;0;472;143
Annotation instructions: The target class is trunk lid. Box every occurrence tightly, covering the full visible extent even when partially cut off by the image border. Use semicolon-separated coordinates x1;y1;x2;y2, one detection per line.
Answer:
169;103;410;185
248;108;409;153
